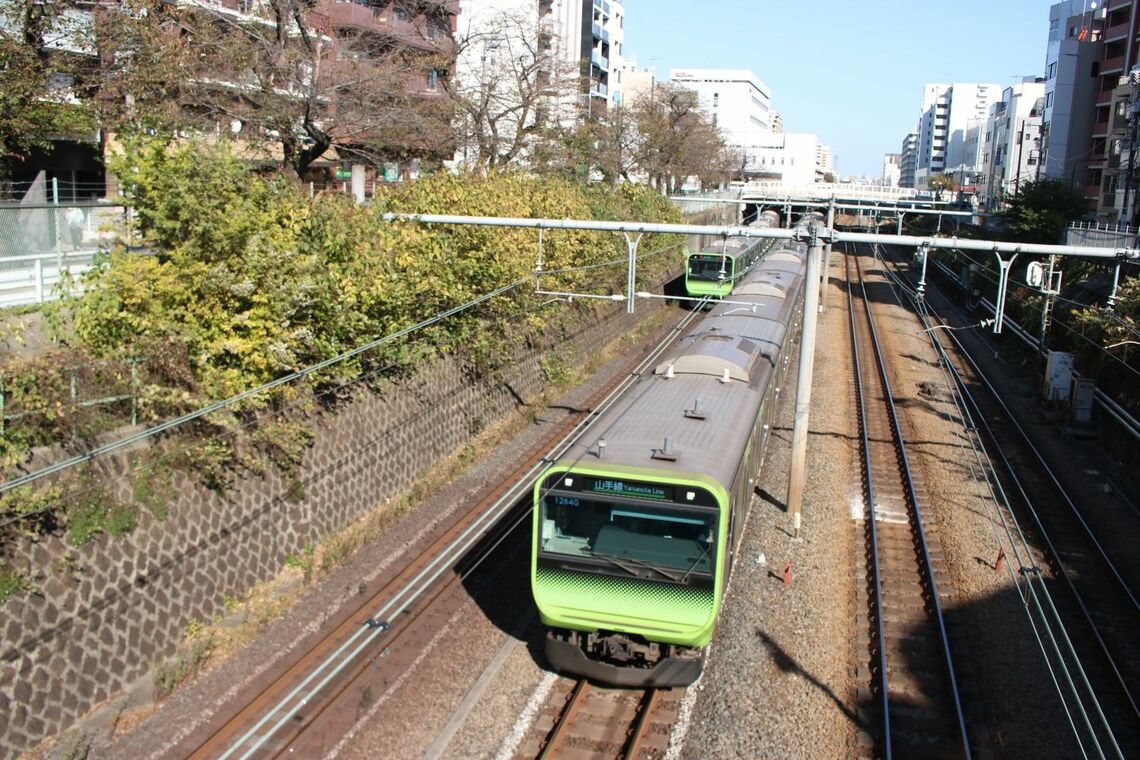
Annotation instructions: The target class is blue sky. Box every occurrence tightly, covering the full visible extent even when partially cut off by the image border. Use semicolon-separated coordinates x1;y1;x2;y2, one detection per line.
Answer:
621;0;1060;178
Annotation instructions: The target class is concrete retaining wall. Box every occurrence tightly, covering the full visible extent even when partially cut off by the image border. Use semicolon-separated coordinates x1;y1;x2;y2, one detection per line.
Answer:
0;286;674;755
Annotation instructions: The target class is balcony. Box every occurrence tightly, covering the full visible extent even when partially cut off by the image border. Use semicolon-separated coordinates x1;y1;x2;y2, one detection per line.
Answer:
591;50;608;71
592;22;609;44
1104;16;1130;41
327;1;454;53
329;2;384;31
1102;54;1125;73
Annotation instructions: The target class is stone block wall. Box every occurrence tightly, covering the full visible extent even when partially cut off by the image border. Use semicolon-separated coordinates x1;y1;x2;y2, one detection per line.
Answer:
0;287;674;756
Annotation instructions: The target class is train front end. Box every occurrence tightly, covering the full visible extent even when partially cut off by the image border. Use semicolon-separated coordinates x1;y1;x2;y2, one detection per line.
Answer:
531;464;727;687
684;251;735;300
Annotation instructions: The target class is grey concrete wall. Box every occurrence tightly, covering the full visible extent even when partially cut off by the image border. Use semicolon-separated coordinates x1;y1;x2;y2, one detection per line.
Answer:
0;288;675;756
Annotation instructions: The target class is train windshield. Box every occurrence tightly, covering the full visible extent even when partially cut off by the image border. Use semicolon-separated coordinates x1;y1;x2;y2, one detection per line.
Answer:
538;492;717;581
687;254;731;282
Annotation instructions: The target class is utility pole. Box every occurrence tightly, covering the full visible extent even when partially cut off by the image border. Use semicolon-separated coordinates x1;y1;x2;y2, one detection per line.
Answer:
1014;124;1026;197
1123;67;1140;230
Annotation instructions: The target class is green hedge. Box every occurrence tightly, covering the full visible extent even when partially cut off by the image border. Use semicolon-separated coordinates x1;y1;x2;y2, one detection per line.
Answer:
0;134;684;557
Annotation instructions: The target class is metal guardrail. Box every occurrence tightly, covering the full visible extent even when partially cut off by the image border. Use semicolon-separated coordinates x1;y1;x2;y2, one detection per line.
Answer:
1064;223;1140;250
0;203;131;308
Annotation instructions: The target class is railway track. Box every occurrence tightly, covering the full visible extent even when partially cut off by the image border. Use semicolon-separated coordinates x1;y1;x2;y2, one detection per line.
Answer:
521;679;680;760
845;246;970;759
173;305;707;759
872;242;1140;758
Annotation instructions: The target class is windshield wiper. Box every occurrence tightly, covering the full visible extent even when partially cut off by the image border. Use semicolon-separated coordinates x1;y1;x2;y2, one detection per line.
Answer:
680;538;713;583
589;550;682;582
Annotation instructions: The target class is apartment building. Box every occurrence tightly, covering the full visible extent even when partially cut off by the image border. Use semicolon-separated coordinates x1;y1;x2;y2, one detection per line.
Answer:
540;0;625;119
1093;0;1140;225
2;0;462;197
979;79;1046;209
899;132;918;188
613;58;655;105
817;144;835;178
1040;1;1098;194
913;82;1000;190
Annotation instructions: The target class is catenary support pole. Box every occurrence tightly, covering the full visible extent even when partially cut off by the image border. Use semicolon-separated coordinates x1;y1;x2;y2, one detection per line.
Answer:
821;198;835;309
787;225;825;538
624;232;642;314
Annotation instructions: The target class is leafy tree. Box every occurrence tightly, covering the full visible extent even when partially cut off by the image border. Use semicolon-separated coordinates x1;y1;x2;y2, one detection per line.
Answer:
928;173;955;200
0;0;96;166
625;82;726;194
446;7;579;170
996;178;1085;244
95;0;455;178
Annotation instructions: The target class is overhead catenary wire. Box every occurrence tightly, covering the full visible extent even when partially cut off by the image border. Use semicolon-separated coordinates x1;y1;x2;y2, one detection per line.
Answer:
0;235;686;523
0;276;533;496
869;240;1126;757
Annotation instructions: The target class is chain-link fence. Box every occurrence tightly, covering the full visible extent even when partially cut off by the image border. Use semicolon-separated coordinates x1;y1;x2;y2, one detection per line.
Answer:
0;178;132;307
1065;222;1140;250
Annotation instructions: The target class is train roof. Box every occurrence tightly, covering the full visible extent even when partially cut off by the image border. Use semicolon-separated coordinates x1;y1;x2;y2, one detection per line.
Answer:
552;243;807;489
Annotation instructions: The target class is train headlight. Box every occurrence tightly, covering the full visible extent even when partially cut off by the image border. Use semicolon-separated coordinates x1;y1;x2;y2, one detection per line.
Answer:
685;491;696;501
563;477;574;487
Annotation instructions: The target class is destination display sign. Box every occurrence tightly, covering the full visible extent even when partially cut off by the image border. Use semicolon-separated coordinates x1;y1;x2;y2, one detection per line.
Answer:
589;479;671;501
543;473;719;508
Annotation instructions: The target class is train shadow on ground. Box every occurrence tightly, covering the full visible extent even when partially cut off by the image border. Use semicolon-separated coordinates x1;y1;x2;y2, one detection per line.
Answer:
457;498;549;667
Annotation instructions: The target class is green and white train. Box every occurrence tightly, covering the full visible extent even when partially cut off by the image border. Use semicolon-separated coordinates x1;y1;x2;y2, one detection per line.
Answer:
683;208;781;301
531;240;808;687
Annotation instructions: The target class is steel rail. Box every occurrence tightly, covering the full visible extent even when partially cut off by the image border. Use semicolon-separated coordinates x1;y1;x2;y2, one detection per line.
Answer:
624;689;662;760
928;257;1140;443
266;507;535;759
928;328;1125;759
854;250;971;758
538;680;591;759
939;326;1140;723
216;303;708;758
909;258;1140;616
844;243;892;758
877;242;1128;758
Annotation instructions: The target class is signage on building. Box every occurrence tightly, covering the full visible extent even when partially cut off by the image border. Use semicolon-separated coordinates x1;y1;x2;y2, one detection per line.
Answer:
384;163;399;182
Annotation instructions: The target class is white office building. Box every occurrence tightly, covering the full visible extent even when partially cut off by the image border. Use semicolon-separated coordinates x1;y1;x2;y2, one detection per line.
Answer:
750;133;820;186
882;154;901;187
669;68;772;145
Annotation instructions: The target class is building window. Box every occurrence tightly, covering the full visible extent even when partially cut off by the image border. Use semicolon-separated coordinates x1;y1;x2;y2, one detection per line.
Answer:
427;68;445;90
393;5;409;21
713;93;719;107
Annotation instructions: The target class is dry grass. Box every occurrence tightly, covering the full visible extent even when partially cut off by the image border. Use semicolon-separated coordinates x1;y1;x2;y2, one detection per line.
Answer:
132;304;675;709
